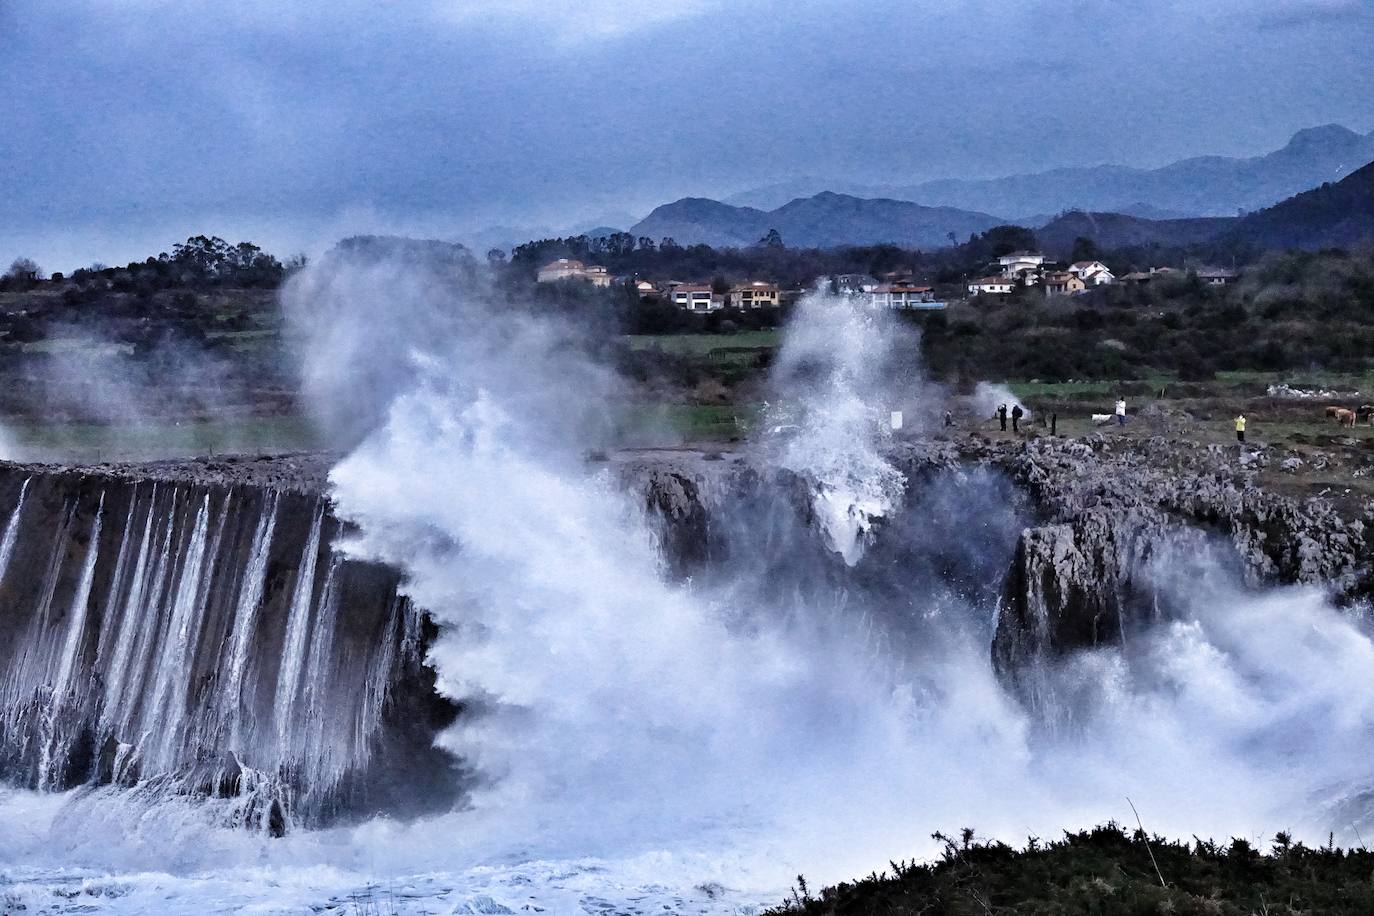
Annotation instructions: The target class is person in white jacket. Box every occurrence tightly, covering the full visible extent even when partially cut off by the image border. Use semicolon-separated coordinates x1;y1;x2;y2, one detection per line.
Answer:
1115;398;1127;426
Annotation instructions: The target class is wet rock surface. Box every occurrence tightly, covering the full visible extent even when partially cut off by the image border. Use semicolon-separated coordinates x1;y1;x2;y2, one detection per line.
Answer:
961;434;1372;682
2;452;341;495
611;435;1372;688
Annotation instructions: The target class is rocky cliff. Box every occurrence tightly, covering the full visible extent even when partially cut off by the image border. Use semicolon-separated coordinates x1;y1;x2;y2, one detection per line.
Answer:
615;437;1370;703
0;457;461;835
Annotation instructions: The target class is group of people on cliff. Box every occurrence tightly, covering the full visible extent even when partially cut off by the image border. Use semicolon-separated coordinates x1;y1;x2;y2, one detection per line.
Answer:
981;395;1248;444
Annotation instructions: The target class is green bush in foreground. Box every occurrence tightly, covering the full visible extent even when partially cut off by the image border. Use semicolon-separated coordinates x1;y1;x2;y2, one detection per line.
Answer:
768;823;1374;915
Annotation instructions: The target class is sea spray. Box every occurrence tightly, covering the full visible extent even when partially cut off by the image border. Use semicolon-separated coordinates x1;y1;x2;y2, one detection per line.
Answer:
767;292;922;564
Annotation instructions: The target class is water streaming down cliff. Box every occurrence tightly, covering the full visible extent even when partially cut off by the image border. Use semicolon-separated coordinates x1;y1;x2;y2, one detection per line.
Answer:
0;465;460;834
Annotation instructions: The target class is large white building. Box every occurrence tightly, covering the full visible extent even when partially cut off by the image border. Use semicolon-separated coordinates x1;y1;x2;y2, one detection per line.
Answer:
998;251;1045;279
536;258;612;286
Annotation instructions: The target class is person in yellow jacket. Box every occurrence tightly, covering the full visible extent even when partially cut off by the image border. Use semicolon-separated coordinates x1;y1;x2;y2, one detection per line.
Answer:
1235;414;1247;443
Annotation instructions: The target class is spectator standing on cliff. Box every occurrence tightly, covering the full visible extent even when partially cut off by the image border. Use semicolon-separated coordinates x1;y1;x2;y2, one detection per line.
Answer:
997;404;1008;431
1011;404;1024;433
1235;414;1246;443
1115;398;1127;427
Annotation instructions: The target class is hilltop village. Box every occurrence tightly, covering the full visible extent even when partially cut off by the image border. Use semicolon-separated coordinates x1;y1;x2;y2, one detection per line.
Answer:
534;249;1239;313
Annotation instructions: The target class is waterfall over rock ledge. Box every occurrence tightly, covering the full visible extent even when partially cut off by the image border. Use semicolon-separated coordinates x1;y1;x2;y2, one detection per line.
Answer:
0;459;462;834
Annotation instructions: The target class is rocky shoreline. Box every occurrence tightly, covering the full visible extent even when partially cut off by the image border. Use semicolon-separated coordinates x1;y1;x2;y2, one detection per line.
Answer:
12;431;1368;685
613;432;1372;692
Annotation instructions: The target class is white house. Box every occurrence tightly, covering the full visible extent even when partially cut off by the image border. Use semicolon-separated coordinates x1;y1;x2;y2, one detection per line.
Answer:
1068;260;1115;285
670;284;724;312
868;282;943;309
968;276;1015;296
998;251;1045;278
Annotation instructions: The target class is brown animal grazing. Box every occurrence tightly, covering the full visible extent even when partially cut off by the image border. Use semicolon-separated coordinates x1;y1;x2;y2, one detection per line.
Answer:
1325;406;1343;418
1334;408;1357;428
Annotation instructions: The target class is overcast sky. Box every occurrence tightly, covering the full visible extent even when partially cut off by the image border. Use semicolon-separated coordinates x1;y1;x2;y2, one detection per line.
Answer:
4;0;1374;270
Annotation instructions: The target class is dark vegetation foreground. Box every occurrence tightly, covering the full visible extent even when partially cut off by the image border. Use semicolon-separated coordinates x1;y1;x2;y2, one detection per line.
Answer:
768;825;1374;915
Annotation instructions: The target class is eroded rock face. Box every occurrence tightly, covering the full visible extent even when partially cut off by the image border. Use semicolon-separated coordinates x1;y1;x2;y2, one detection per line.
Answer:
615;437;1371;698
986;435;1370;685
0;460;462;834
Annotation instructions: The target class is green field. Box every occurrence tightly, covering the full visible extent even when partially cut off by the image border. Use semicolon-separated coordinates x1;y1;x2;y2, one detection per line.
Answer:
623;330;781;355
0;415;323;463
616;403;761;443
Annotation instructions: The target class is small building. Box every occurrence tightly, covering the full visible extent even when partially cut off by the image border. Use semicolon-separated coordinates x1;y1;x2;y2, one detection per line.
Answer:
967;276;1015;296
536;258;612;286
1120;267;1179;285
583;265;611;287
1068;260;1115;285
728;281;781;308
831;273;879;295
670;284;725;312
635;279;657;299
868;282;943;309
1043;271;1087;296
1196;267;1238;286
998;250;1045;278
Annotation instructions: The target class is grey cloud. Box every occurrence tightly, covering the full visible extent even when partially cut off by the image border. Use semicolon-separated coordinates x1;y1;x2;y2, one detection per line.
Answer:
2;0;1373;271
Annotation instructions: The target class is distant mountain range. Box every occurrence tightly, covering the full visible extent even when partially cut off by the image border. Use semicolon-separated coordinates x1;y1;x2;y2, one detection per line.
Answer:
1035;158;1374;255
619;150;1374;256
628;192;1005;249
724;125;1374;220
509;130;1374;257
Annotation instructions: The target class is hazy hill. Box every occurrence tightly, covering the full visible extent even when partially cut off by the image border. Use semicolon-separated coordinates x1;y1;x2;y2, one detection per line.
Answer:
1035;211;1234;255
1226;159;1374;250
727;125;1374;219
629;192;1004;249
1032;157;1374;255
